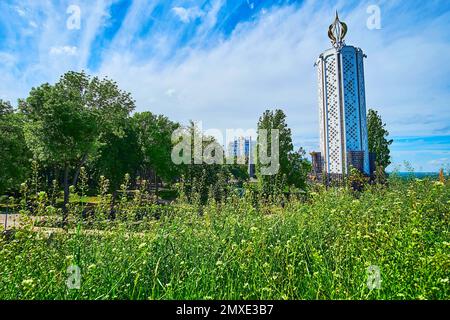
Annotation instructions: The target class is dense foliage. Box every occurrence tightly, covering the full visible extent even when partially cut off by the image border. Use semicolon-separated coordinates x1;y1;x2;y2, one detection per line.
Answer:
0;100;31;194
256;109;310;195
0;177;448;300
19;71;135;213
368;109;393;170
1;72;310;206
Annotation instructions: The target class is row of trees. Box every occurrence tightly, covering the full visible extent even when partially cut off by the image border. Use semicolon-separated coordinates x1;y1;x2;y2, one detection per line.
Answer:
1;72;184;209
1;71;393;207
0;71;309;207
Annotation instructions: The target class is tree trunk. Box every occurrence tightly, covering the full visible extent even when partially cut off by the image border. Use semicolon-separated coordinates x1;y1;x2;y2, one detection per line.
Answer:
72;154;88;187
110;190;118;220
62;164;70;224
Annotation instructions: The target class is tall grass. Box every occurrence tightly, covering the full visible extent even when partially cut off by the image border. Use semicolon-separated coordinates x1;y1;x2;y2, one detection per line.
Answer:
0;178;448;300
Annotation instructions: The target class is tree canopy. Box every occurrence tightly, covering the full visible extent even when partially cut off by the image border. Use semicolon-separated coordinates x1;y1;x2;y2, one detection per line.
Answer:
133;112;180;183
0;71;314;208
19;71;135;210
368;109;393;170
256;109;310;195
0;100;31;194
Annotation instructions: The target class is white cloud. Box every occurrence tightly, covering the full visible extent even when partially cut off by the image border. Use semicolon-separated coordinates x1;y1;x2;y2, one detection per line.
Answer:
172;6;204;23
77;0;113;69
15;6;26;17
0;52;17;68
428;158;450;166
195;0;223;38
98;2;338;137
165;88;176;97
50;46;78;56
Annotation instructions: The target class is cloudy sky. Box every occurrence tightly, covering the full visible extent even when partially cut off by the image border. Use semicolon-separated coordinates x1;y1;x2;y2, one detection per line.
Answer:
1;0;449;172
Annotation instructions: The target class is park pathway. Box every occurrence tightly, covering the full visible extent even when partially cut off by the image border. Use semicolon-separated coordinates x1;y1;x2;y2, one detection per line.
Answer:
0;214;22;229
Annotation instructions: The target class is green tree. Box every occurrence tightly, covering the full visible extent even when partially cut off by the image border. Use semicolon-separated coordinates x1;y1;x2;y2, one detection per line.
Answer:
228;163;250;185
173;121;230;204
0;100;31;193
91;118;142;194
256;109;308;195
286;147;311;191
133;112;180;185
368;109;393;170
19;71;135;215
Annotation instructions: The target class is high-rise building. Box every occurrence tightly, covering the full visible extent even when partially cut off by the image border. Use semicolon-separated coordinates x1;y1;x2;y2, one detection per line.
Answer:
227;137;256;177
315;13;370;175
227;137;255;160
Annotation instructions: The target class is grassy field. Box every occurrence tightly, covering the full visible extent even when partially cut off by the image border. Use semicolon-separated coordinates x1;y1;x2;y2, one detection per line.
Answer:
0;178;449;300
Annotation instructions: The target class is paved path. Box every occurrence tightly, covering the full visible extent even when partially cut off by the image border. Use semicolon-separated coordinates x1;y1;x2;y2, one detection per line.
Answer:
1;214;152;238
0;214;50;230
0;214;22;229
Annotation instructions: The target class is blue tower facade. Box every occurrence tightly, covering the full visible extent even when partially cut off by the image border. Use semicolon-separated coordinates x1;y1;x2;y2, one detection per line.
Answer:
315;14;370;175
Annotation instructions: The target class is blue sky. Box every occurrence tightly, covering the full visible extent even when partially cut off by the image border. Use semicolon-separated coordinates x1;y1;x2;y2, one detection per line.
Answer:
1;0;449;172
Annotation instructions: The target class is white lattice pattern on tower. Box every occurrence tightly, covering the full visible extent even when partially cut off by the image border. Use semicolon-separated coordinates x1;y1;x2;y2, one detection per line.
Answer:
316;44;370;175
324;54;343;174
317;60;325;167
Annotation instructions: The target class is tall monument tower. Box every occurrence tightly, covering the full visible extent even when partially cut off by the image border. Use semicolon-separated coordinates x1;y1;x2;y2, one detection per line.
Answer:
315;13;370;175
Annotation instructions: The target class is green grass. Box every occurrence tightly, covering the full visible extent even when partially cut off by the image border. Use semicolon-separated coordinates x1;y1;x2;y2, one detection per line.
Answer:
59;195;101;205
1;195;99;208
0;179;448;300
